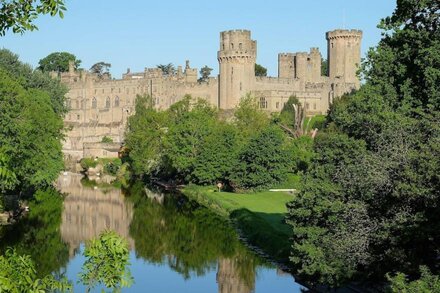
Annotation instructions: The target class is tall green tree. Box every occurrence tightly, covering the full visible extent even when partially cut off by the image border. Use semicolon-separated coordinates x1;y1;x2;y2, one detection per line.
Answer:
255;64;267;77
230;125;291;191
90;62;111;79
286;0;440;287
0;0;66;36
198;65;213;82
38;52;81;72
157;63;175;76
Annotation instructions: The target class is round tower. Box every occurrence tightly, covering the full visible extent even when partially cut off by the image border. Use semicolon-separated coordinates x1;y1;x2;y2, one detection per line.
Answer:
326;29;362;87
218;30;256;109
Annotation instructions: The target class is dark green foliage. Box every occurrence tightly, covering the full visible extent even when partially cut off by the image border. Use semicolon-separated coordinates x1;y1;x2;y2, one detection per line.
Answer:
38;52;81;73
278;95;300;129
192;123;240;185
0;49;68;115
104;159;122;176
198;65;213;82
321;58;328;76
0;67;64;193
387;266;440;293
157;63;175;76
230;126;291;191
255;64;267;77
286;0;440;288
90;62;111;79
0;189;70;277
0;0;67;36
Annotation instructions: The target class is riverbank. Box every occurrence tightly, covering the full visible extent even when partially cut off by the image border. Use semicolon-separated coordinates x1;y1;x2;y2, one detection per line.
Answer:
182;185;294;263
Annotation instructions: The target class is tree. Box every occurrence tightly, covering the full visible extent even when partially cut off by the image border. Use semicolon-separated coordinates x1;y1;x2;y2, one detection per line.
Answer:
90;62;111;79
0;49;68;115
255;64;267;77
0;249;71;291
387;266;440;293
286;0;440;287
38;52;81;73
229;125;291;191
157;63;175;76
0;67;64;194
79;230;133;291
321;58;328;76
164;98;218;181
0;0;66;36
198;65;213;82
233;93;269;139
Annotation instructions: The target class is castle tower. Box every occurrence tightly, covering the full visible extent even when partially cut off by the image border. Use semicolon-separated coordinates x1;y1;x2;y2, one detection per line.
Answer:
278;53;295;79
326;29;362;87
218;30;256;109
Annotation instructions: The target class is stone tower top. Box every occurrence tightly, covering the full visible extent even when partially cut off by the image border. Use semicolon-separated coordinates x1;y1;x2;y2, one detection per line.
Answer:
326;29;363;40
218;29;256;58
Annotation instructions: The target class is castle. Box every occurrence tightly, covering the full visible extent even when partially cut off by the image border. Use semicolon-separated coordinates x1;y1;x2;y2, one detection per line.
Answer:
60;28;362;161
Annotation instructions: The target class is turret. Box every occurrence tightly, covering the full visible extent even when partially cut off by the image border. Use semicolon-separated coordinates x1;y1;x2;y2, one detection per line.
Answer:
326;29;362;87
218;30;256;109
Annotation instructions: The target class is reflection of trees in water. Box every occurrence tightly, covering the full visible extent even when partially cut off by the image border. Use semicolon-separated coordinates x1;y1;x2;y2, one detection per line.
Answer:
57;174;134;256
0;189;69;277
128;184;264;292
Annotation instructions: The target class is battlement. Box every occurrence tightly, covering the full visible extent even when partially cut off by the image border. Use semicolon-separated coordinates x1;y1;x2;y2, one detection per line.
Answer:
310;47;320;54
326;29;362;39
221;29;251;36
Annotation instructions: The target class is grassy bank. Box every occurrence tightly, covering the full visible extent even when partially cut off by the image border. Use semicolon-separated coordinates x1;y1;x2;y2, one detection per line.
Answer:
182;185;294;262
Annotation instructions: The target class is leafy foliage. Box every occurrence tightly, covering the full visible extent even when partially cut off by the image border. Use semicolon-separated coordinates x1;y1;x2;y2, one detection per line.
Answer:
38;52;81;73
0;248;71;292
230;126;291;191
101;136;113;143
0;0;66;36
387;266;440;293
90;62;111;79
0;66;64;194
79;230;133;291
286;0;440;288
198;65;213;82
255;64;267;77
157;63;175;76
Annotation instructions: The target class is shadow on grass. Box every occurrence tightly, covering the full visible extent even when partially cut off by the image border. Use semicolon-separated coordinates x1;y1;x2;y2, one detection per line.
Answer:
230;208;292;263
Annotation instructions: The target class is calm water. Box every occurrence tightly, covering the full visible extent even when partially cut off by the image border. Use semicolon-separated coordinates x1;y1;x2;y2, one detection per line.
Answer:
2;173;305;292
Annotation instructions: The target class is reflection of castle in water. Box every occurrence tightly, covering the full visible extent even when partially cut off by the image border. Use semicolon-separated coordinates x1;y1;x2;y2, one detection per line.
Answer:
217;258;254;293
56;173;134;256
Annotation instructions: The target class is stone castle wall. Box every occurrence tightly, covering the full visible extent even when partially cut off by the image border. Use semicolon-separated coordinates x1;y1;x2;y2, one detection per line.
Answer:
60;28;362;161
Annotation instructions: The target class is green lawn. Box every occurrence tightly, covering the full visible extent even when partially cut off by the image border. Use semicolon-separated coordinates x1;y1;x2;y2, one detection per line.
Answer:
183;185;294;235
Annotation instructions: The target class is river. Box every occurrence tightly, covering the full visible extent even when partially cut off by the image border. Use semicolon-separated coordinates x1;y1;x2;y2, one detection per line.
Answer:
1;173;305;292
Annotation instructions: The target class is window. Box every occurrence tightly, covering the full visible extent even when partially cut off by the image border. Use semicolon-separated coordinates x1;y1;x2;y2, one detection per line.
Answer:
66;99;71;109
276;102;280;109
75;100;79;109
115;96;120;107
231;43;234;49
239;43;242;49
305;102;309;110
102;89;104;93
313;103;316;110
105;97;110;108
77;114;80;120
92;97;97;109
259;97;268;109
240;82;242;91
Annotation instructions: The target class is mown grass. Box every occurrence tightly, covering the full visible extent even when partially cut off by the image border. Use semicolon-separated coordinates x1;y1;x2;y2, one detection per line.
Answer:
182;185;295;261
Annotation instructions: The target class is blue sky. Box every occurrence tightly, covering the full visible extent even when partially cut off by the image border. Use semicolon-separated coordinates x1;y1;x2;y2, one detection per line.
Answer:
1;0;396;77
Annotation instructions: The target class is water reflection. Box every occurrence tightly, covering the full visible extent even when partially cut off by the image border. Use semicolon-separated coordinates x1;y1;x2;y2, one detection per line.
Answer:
57;174;134;256
1;174;302;292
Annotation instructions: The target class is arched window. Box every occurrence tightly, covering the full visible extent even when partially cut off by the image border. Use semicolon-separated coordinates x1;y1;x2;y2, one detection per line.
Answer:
259;97;268;109
92;97;97;109
105;97;110;108
115;96;120;107
239;43;242;50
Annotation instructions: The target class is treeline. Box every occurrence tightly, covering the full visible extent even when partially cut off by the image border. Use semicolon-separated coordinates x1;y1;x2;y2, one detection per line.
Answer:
125;94;315;191
0;49;67;211
286;0;440;290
